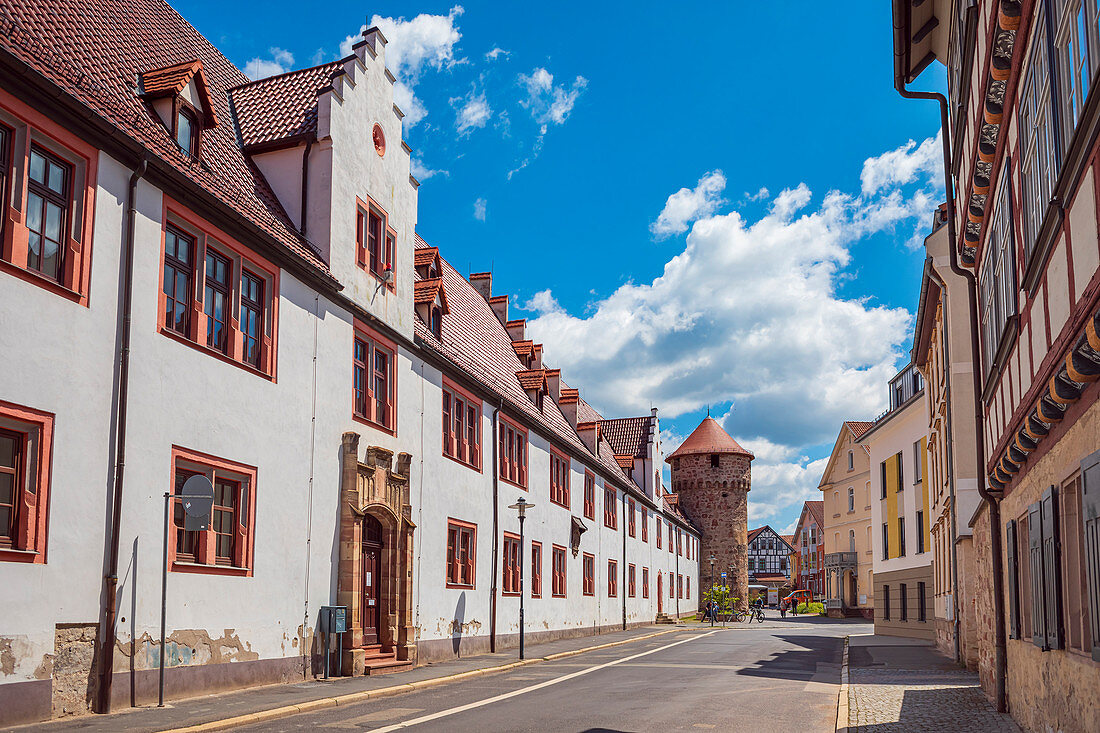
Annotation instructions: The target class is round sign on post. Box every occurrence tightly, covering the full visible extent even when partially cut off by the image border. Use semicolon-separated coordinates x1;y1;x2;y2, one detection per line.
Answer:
181;474;214;532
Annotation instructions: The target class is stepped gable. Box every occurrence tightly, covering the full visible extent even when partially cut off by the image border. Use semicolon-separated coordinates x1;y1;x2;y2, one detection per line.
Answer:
229;62;342;150
599;416;651;459
411;238;638;490
666;417;754;461
0;0;332;278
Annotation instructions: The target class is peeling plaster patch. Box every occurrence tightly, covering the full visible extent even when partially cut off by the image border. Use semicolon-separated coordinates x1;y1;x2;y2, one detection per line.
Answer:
449;619;481;636
34;654;53;680
0;638;15;675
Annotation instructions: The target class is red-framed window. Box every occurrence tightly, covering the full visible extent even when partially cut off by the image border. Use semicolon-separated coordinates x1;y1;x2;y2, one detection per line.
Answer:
550;450;570;508
668;522;673;553
677;529;682;556
169;447;256;576
582;552;595;596
656;517;662;549
446;519;476;588
604;487;617;529
686;576;690;598
608;559;618;597
0;401;53;563
502;532;521;595
356;197;395;285
627;498;636;537
678;574;683;598
499;417;528;488
443;381;481;469
642;567;649;598
641;509;648;542
157;202;279;377
552;545;567;597
669;572;675;598
353;325;396;432
583;470;595;520
531;541;542;597
0;92;98;304
628;563;636;597
25;145;71;283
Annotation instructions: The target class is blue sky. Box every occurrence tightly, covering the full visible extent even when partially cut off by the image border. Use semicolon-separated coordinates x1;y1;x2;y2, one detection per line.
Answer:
178;0;947;534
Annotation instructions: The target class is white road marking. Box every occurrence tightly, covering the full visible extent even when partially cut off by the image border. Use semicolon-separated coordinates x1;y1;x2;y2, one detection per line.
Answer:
367;629;723;732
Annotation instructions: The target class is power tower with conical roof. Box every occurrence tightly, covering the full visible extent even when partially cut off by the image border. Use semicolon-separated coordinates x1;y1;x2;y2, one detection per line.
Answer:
666;417;754;611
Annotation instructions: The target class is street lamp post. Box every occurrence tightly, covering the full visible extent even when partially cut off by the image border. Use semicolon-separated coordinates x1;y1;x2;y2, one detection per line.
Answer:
508;497;534;660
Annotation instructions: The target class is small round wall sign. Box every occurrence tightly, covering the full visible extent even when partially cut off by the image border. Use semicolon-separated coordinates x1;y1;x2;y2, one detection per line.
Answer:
372;124;386;157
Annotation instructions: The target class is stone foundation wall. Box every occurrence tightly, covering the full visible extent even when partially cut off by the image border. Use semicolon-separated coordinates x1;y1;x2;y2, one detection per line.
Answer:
51;623;97;719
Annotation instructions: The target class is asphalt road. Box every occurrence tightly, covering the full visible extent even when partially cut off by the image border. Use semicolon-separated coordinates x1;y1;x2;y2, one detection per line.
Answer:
238;618;871;733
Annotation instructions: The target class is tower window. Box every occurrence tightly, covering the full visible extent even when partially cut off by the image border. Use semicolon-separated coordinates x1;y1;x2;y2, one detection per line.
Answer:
710;454;720;468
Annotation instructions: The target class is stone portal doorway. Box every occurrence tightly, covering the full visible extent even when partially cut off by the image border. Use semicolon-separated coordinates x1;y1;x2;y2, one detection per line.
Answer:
337;433;416;675
361;515;383;645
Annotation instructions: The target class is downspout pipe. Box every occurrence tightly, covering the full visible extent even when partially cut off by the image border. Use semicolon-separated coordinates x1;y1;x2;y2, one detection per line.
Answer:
927;266;963;665
892;5;1005;708
299;135;314;237
489;396;503;653
621;492;627;631
96;157;148;713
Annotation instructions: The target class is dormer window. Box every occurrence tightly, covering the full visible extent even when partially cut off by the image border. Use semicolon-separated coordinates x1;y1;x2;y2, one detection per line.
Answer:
414;278;449;337
430;305;443;338
176;107;196;156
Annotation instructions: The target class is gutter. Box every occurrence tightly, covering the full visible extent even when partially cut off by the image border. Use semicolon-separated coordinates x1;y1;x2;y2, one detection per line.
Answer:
892;0;1005;712
96;156;148;714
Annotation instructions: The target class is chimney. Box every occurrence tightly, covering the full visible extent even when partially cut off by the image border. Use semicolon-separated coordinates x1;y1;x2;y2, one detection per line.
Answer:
470;272;492;301
489;295;508;325
506;319;526;341
545;369;561;402
532;344;543;369
558;388;580;428
576;421;600;455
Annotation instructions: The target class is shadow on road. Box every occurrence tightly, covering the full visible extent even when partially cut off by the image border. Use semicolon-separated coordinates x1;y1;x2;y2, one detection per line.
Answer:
733;634;842;681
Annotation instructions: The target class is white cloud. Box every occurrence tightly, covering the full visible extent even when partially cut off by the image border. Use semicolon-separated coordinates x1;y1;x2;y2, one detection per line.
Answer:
485;46;510;61
453;90;492;135
339;6;464;128
473;197;487;221
518;67;588;126
411;158;448;181
860;131;943;196
310;48;326;66
526;134;944;529
650;170;727;238
522;289;563;314
243;47;294;80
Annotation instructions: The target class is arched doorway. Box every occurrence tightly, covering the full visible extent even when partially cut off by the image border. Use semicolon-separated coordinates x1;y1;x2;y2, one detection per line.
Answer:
657;573;663;614
361;515;383;645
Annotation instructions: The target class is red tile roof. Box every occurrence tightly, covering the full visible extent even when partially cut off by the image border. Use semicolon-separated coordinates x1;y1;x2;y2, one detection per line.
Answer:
511;340;534;358
805;500;824;528
413;278;449;312
0;0;332;280
414;247;440;267
558;389;580;404
515;369;546;391
139;59;217;127
599;416;651;459
229;62;342;150
614;454;635;469
748;526;765;543
666;417;754;460
783;535;795;547
410;238;643;491
846;420;875;439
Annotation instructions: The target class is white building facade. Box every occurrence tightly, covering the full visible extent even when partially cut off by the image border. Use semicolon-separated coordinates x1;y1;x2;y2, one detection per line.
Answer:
0;1;698;726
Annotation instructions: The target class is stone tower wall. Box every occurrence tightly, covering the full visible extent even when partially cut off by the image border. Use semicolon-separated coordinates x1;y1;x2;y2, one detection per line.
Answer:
671;453;750;611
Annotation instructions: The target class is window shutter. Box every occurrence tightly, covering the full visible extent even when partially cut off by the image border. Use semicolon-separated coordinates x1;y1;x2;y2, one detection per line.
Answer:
442;393;452;455
1081;449;1100;662
498;426;507;478
1006;518;1020;640
1029;501;1046;648
1042;486;1063;650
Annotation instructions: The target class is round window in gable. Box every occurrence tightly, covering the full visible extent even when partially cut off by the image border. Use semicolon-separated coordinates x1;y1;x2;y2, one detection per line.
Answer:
372;124;386;157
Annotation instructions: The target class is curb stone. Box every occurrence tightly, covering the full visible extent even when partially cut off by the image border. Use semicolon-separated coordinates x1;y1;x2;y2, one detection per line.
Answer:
835;635;849;733
159;627;686;732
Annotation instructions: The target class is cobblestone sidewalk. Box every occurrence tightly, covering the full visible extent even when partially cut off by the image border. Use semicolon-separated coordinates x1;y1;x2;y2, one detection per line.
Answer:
848;668;1021;732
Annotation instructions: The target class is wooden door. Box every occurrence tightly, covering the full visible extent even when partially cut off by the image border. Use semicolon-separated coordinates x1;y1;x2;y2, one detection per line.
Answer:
361;515;383;644
657;573;663;613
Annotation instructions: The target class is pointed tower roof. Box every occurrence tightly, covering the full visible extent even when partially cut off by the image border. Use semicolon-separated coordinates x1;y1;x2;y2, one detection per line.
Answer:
665;417;754;461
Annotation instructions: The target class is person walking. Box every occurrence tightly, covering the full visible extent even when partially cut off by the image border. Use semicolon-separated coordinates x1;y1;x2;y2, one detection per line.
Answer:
780;600;787;618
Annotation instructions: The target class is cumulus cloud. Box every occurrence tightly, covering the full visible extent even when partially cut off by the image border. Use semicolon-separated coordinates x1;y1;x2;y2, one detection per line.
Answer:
518;67;588;128
527;133;944;529
650;170;727;238
473;197;487;221
411;158;448;181
339;6;464;128
523;289;563;314
453;90;492;135
860;131;943;196
243;47;294;80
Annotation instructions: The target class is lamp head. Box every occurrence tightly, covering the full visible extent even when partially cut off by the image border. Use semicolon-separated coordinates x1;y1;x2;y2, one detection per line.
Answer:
508;497;534;518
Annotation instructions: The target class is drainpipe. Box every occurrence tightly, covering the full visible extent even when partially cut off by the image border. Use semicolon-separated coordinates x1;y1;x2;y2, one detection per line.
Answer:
299;135;314;237
96;157;148;713
892;8;1005;708
927;266;963;665
621;491;628;631
489;396;503;653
